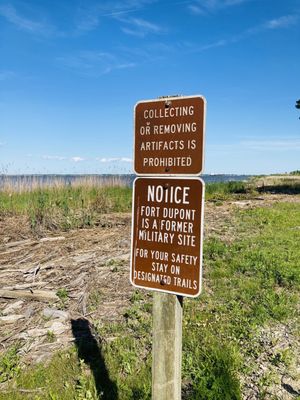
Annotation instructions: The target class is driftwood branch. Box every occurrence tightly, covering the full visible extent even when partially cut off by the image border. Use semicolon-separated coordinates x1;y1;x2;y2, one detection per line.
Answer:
0;289;58;302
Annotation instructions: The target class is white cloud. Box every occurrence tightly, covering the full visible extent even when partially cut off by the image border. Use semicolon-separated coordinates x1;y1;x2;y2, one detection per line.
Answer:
58;51;113;69
106;62;136;74
71;156;85;162
186;12;299;55
264;15;298;30
225;0;248;5
75;9;100;32
120;157;133;162
239;14;299;40
0;4;52;35
57;50;136;76
41;155;132;163
119;11;299;63
99;158;118;162
188;0;249;14
188;4;205;15
42;155;67;161
74;1;159;33
75;7;140;33
42;155;85;162
119;17;164;37
199;39;227;51
98;157;133;163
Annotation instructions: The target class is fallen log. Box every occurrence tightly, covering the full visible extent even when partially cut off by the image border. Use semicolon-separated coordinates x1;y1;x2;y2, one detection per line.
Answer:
40;236;65;243
0;289;58;302
4;239;37;248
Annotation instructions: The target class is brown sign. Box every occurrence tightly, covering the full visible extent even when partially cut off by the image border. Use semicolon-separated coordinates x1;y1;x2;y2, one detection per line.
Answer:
130;177;204;297
134;95;206;175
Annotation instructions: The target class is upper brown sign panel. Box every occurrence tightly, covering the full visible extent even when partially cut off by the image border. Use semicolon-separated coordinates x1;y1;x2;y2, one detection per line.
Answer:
134;95;206;175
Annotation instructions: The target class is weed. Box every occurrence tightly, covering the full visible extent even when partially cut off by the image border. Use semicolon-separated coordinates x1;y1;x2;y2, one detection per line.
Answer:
87;290;102;313
270;349;293;367
106;258;118;267
56;288;68;301
129;290;143;303
0;345;21;383
56;288;69;309
47;331;56;343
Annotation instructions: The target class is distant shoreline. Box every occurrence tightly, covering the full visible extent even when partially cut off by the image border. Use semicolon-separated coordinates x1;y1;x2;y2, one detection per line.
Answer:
0;174;253;190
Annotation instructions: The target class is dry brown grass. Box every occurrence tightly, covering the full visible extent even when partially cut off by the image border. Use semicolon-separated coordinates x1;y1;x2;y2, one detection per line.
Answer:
0;175;131;193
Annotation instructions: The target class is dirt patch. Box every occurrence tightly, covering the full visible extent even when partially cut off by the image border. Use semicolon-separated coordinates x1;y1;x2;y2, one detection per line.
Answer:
0;213;133;365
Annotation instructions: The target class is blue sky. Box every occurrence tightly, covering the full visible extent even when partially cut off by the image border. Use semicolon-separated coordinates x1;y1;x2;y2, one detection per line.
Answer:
0;0;299;175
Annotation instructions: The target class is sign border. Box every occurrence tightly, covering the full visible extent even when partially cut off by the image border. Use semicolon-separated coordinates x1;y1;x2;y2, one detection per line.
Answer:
133;95;206;176
130;176;205;298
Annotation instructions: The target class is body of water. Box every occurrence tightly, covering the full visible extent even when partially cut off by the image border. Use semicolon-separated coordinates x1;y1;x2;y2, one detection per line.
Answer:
0;174;252;191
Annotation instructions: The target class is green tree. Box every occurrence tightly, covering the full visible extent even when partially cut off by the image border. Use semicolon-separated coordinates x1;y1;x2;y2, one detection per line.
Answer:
295;99;300;119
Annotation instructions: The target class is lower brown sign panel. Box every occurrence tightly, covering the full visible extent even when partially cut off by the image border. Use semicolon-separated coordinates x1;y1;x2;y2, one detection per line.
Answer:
130;177;204;297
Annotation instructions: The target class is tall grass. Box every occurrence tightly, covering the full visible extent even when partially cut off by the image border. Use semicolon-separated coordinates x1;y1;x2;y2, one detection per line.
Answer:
205;181;250;201
0;174;132;193
3;176;296;234
0;179;256;232
0;184;132;232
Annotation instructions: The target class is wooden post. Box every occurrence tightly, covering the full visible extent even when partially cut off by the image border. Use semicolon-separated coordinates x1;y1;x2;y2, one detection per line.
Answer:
152;292;183;400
